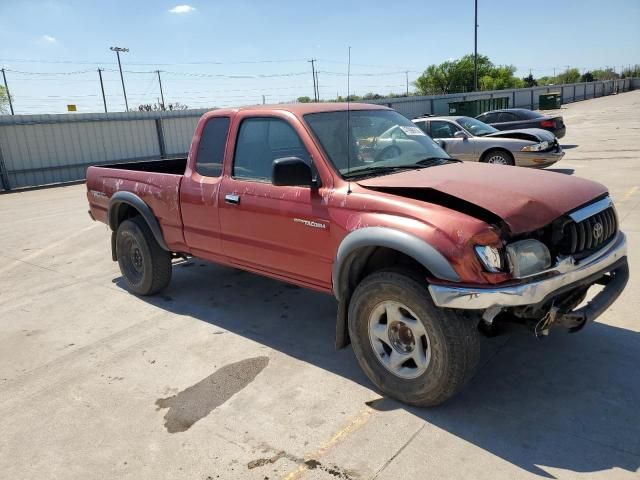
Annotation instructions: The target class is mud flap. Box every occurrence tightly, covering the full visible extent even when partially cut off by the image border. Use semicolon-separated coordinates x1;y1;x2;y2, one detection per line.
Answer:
335;299;350;349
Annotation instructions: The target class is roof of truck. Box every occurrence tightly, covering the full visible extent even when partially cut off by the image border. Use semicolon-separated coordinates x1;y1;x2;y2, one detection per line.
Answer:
212;102;391;116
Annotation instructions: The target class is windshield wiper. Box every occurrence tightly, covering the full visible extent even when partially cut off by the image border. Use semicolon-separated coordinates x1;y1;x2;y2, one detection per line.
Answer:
414;157;457;166
343;164;423;179
343;157;455;179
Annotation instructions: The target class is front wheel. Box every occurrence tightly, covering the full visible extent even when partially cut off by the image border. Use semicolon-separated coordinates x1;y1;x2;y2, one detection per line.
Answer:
348;270;481;406
482;149;515;166
116;217;172;295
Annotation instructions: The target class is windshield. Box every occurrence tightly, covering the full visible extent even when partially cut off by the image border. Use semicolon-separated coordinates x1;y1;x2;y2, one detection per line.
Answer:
304;110;451;178
457;117;498;136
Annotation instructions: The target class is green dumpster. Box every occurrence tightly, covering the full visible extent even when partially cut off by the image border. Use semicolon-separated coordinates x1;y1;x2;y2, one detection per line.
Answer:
539;93;562;110
448;97;510;117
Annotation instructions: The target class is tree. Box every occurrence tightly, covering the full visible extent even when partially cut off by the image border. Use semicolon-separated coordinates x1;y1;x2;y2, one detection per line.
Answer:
621;64;640;78
0;85;9;114
523;73;537;87
414;54;520;94
591;68;619;81
556;68;580;84
296;96;312;103
137;102;189;111
479;65;523;90
580;71;594;83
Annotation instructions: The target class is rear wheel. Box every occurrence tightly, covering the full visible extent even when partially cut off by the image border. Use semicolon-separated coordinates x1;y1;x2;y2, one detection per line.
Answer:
348;270;481;406
482;149;514;166
116;217;172;295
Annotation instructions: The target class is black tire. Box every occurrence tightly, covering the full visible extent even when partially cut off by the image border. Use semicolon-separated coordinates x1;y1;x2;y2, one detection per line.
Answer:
116;217;172;295
348;269;481;407
482;149;515;166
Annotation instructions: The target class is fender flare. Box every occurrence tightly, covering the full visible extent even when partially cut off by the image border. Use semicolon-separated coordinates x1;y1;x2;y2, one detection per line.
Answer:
108;191;170;251
332;227;460;349
332;226;459;300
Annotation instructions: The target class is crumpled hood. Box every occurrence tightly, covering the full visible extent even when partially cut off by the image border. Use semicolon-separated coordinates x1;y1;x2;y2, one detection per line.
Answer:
357;162;607;234
484;127;556;142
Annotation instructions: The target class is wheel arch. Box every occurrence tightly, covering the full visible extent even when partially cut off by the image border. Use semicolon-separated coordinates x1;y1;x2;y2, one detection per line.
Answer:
332;227;459;349
108;191;170;254
480;147;515;163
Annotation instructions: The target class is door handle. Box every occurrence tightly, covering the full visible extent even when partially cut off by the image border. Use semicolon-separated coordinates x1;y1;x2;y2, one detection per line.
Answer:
225;194;240;205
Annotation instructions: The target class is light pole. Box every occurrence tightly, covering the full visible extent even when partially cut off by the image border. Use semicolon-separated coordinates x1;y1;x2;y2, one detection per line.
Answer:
110;46;129;111
473;0;478;91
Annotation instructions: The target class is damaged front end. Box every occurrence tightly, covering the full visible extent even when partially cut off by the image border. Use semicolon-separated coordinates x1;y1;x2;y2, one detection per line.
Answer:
429;197;629;336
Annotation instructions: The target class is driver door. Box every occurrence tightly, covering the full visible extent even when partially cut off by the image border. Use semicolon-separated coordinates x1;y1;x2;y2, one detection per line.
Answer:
217;116;333;288
428;120;477;162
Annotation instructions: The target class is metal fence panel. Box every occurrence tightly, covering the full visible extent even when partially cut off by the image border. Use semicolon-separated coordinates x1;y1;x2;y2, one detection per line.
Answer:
0;79;637;191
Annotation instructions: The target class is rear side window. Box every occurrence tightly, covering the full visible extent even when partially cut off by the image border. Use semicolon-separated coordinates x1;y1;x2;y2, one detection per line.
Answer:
497;112;517;122
196;117;230;177
482;112;499;123
414;121;429;134
233;117;310;181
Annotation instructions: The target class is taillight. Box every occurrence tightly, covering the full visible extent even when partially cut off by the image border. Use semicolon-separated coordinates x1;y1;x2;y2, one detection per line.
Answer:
540;120;554;128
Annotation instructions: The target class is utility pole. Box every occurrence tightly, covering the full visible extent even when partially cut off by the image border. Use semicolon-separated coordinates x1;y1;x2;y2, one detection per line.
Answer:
308;59;318;102
110;46;129;111
262;94;265;105
1;68;14;115
97;68;107;113
473;0;478;91
314;67;320;101
156;70;165;109
405;71;409;96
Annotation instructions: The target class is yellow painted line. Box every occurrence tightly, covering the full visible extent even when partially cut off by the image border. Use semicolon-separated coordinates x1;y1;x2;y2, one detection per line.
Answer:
623;186;638;201
281;406;376;480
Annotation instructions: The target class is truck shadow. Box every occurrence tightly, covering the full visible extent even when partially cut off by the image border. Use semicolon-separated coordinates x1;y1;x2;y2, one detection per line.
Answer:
117;260;640;478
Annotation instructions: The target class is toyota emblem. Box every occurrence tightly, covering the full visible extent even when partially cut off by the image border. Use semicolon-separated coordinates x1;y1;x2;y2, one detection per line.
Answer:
593;222;604;240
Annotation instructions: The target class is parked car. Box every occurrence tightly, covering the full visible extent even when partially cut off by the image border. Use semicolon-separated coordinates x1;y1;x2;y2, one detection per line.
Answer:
412;116;564;167
476;108;566;138
86;103;628;407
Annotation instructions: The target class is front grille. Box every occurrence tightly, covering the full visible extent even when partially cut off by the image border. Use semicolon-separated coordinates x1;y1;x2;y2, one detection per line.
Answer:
555;206;617;259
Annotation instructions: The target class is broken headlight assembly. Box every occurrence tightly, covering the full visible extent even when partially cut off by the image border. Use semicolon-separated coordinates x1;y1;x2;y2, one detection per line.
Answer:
475;239;552;278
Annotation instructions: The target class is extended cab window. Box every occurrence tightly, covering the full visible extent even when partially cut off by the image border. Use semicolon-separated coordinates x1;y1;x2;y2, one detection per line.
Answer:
430;121;460;139
233;117;310;181
195;117;230;177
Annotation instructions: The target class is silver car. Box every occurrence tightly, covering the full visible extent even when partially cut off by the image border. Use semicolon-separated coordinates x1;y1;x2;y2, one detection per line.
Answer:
412;116;565;167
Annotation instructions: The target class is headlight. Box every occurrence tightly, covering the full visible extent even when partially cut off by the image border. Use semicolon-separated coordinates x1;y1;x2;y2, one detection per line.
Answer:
505;239;551;278
521;141;549;152
474;245;503;273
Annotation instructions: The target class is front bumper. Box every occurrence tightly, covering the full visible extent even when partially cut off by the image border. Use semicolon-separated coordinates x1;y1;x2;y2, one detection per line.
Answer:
514;148;565;168
429;231;628;310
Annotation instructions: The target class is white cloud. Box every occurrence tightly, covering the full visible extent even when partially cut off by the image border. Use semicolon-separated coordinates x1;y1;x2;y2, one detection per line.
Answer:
42;35;57;43
169;5;195;13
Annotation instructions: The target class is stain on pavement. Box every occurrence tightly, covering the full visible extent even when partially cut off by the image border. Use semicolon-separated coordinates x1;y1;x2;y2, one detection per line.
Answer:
156;356;269;433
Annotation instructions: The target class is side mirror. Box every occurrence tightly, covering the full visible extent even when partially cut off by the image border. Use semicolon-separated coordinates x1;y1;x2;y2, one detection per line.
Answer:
272;157;315;187
454;130;469;139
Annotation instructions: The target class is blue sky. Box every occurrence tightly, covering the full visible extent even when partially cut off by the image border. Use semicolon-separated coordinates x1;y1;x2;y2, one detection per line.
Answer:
0;0;639;114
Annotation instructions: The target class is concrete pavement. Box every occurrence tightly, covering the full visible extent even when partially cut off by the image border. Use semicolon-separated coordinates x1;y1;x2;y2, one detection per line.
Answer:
1;91;639;480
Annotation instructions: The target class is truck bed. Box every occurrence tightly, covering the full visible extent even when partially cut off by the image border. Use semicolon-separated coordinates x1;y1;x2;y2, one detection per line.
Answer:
102;158;187;175
86;158;187;251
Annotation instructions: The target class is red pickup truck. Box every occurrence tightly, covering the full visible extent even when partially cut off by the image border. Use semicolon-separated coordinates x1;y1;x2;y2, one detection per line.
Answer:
87;103;628;406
